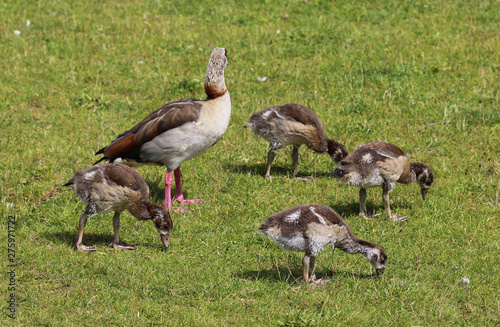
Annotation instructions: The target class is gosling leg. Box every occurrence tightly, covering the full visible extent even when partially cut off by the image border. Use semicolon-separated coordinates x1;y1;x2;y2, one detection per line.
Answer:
109;212;137;250
382;181;407;222
291;145;300;177
359;188;368;218
76;213;97;252
265;149;276;178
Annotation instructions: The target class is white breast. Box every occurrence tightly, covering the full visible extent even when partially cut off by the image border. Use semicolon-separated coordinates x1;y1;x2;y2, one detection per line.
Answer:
272;233;306;252
139;92;231;170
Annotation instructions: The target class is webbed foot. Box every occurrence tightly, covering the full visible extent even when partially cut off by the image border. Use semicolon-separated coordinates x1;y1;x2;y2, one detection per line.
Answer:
109;242;137;250
76;243;97;252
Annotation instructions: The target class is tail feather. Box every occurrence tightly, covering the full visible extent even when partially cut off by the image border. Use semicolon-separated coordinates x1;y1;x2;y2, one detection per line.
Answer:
95;147;106;156
63;178;74;187
93;157;108;165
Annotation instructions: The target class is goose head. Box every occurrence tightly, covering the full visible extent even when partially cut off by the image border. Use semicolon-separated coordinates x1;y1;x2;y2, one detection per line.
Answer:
205;47;228;98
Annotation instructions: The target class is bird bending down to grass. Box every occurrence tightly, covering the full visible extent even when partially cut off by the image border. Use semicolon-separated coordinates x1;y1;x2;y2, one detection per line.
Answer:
259;204;387;283
64;164;172;252
95;47;231;212
244;103;347;179
332;141;434;221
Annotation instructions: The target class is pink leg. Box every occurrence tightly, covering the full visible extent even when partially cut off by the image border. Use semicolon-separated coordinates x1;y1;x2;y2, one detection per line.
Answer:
173;167;202;205
164;172;173;211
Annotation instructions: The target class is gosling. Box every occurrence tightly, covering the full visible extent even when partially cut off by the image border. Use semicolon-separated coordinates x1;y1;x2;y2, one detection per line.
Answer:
332;141;434;221
259;204;387;283
64;164;172;252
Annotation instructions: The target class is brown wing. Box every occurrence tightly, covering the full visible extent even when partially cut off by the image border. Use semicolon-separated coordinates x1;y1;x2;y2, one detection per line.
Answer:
276;104;321;127
366;141;406;156
368;145;410;182
102;164;142;192
96;99;202;161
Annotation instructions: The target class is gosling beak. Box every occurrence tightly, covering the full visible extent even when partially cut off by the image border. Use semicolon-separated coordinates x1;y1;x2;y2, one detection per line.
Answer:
331;168;344;177
421;188;428;200
161;233;170;248
376;268;385;277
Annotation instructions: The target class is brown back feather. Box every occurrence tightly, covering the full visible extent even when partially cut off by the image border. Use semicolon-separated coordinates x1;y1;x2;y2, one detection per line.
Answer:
366;141;406;156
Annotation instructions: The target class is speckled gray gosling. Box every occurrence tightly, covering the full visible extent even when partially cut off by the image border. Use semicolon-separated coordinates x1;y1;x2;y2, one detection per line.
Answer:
259;204;387;283
95;48;230;213
244;104;347;178
332;141;434;221
64;164;173;252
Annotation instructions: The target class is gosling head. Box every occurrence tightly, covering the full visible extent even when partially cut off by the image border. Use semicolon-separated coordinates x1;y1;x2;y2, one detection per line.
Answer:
327;139;348;163
331;159;357;183
148;204;173;248
365;244;388;277
411;162;434;200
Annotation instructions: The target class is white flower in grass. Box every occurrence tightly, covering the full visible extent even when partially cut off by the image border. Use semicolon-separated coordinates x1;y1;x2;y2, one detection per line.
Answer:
27;20;31;28
461;277;470;289
257;76;267;82
14;30;21;35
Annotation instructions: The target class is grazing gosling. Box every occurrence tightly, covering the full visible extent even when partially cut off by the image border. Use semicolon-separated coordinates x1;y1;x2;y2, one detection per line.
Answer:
64;164;172;252
245;103;347;178
332;141;434;221
259;204;387;283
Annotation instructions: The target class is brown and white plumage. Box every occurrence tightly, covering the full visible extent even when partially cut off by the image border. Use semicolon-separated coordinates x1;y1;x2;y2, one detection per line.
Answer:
332;141;434;221
244;104;347;178
95;47;231;212
64;164;173;252
259;204;387;283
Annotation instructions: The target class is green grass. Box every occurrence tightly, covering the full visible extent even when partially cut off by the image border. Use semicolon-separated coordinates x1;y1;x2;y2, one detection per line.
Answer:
1;0;499;325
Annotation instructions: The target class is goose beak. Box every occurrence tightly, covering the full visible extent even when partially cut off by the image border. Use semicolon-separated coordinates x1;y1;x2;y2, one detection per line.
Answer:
421;188;428;200
376;268;385;277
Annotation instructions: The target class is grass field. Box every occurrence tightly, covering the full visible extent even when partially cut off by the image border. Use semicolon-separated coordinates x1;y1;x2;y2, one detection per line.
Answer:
1;0;499;325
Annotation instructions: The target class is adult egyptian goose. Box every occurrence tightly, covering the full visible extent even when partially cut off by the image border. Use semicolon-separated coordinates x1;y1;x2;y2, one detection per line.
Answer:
332;141;434;221
95;47;231;212
244;104;347;178
259;204;387;283
64;164;173;252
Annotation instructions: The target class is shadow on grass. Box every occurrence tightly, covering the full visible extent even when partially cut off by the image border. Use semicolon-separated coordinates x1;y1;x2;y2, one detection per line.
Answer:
223;162;334;179
235;267;377;284
327;201;361;218
223;162;289;177
329;199;414;220
41;230;110;248
41;230;158;250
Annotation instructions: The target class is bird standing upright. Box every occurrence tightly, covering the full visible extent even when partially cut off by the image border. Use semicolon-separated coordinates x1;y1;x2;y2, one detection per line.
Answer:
95;48;231;212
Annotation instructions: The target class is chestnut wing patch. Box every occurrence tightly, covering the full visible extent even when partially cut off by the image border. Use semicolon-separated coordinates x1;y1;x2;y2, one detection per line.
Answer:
99;99;201;160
